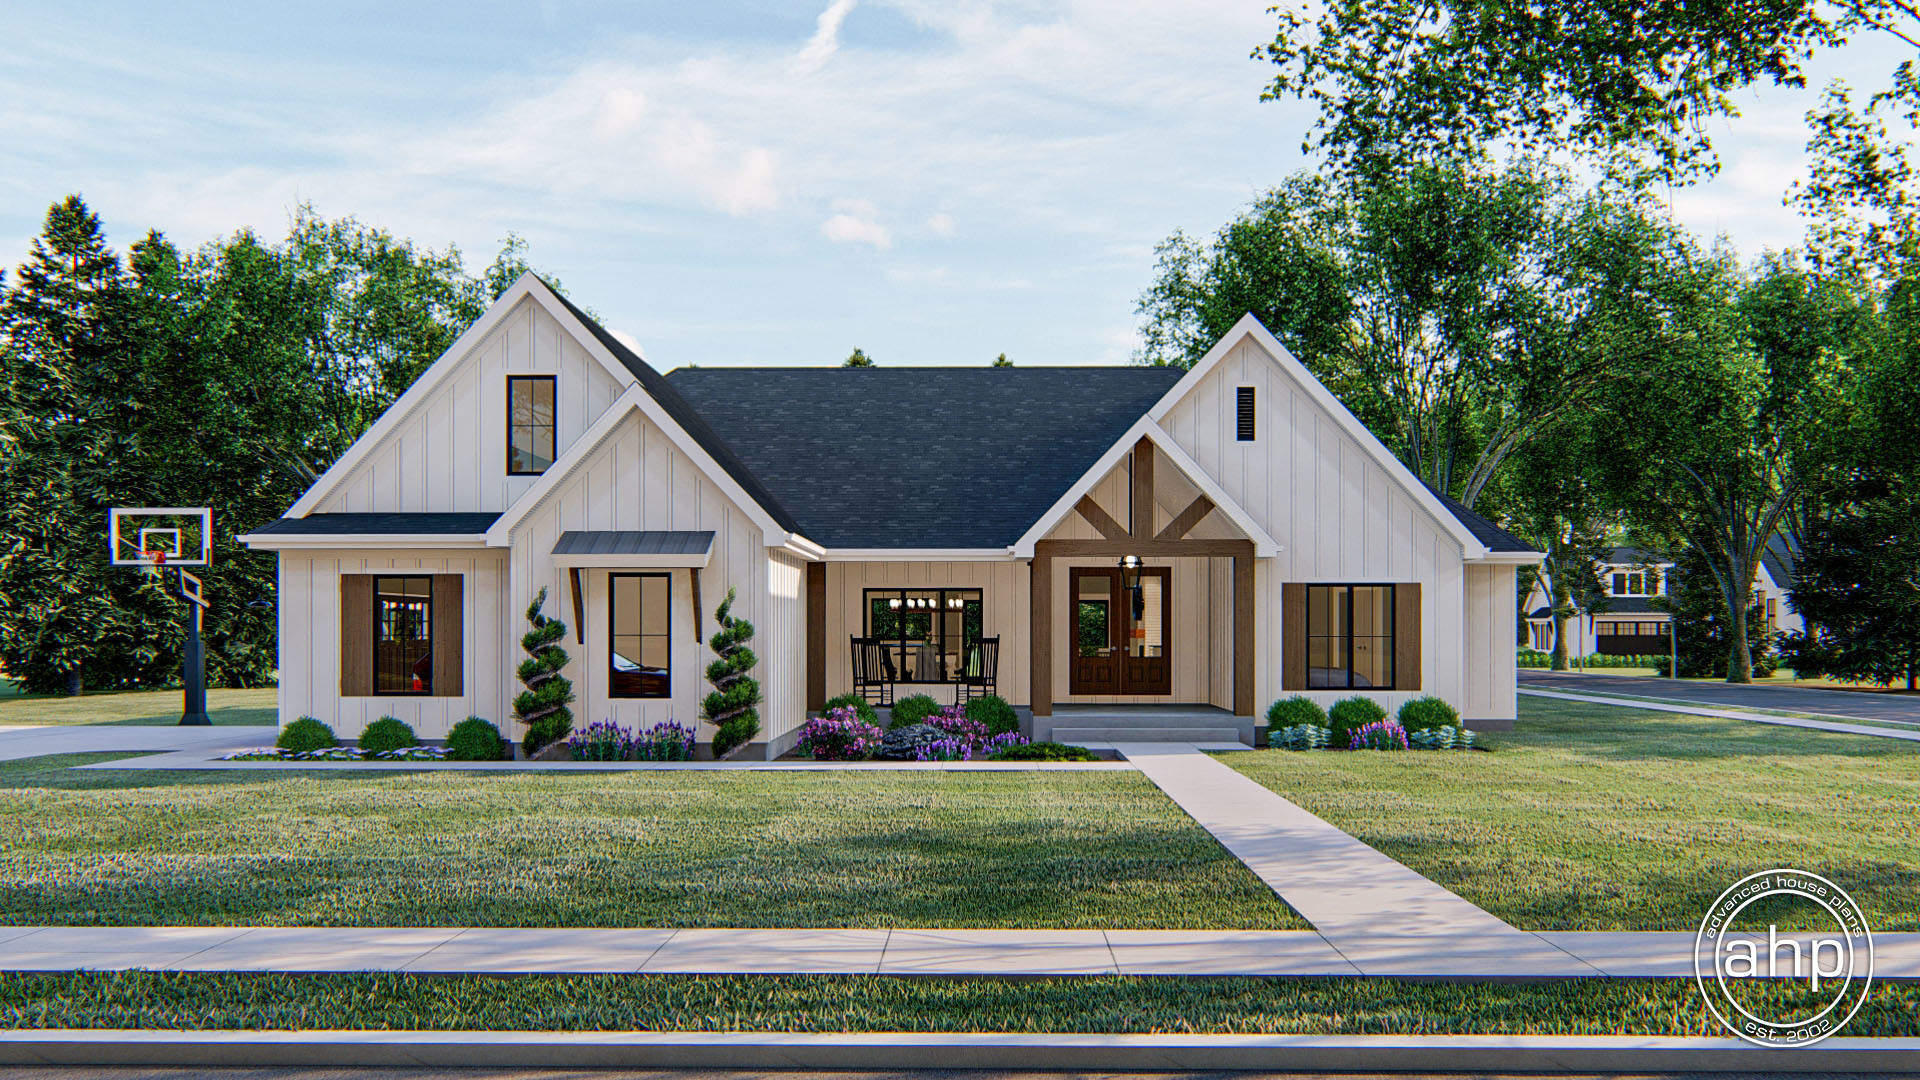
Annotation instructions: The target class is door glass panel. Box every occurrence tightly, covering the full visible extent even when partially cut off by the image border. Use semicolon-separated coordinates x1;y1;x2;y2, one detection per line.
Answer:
1076;574;1111;658
1130;574;1163;657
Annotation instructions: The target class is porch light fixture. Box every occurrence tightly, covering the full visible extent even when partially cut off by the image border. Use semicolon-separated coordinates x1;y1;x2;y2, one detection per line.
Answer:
888;598;901;609
1119;554;1145;620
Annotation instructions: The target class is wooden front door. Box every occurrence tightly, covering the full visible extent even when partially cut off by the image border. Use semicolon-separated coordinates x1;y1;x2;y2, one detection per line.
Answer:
1068;566;1171;696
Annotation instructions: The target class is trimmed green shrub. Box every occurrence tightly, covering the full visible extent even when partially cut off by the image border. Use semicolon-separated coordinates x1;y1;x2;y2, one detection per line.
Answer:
359;716;418;754
514;587;576;755
989;741;1098;762
1266;696;1327;731
446;716;507;761
276;716;336;753
1396;696;1460;733
889;694;941;728
702;587;762;757
1274;723;1331;750
820;693;880;728
964;694;1019;736
1327;696;1387;748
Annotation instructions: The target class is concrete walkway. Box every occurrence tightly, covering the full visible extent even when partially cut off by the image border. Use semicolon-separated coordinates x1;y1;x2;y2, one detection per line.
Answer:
1520;669;1920;726
1;924;1914;979
1114;744;1600;975
0;724;276;763
1523;687;1920;743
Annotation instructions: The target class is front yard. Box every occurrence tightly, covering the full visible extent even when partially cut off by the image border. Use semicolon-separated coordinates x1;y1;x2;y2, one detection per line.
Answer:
0;753;1303;930
1228;695;1920;931
0;685;276;726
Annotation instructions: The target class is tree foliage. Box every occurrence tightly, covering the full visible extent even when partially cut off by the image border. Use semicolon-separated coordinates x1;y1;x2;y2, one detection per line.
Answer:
701;587;762;757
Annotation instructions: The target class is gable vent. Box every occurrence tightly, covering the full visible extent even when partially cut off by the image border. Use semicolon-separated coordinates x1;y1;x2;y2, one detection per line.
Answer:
1236;386;1256;441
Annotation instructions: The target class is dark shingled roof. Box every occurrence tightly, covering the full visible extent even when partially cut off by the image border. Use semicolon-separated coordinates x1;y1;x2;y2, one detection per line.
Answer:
251;512;500;535
1762;534;1798;590
664;366;1184;548
1417;481;1537;554
538;280;803;536
552;530;714;557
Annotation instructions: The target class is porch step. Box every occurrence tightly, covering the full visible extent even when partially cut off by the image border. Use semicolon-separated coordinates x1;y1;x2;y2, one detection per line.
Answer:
1049;726;1245;744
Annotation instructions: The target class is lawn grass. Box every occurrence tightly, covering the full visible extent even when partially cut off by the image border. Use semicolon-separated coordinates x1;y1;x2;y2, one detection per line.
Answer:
0;753;1303;930
2;971;1915;1036
0;686;276;726
1228;696;1920;932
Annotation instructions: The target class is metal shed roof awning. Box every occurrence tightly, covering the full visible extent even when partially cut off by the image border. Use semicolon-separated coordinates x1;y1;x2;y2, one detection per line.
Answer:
550;530;715;568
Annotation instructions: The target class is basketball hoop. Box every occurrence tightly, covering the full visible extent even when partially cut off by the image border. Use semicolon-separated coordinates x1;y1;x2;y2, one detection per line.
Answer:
110;508;212;725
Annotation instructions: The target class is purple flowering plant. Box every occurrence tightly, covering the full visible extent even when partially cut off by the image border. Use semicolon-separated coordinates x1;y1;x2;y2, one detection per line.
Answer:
1349;719;1409;750
797;706;884;761
912;709;1029;760
634;720;696;761
569;719;633;761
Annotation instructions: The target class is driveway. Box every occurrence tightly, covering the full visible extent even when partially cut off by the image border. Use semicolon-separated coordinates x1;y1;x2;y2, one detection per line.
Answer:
1518;670;1920;726
0;724;276;763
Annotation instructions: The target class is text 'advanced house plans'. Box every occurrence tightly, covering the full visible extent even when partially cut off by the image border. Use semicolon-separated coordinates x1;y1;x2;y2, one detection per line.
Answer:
241;275;1541;755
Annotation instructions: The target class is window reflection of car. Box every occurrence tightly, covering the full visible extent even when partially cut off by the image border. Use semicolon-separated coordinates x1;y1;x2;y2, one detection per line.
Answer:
410;651;433;694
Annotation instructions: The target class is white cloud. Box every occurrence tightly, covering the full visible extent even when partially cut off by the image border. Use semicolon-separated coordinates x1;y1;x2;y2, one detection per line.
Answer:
926;211;955;236
794;0;859;75
820;198;891;249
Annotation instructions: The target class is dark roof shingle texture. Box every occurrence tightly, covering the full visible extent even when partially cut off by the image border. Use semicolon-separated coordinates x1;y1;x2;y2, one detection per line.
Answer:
252;512;501;535
664;366;1184;548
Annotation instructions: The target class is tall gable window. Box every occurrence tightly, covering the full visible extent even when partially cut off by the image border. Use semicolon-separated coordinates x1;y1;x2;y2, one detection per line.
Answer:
507;375;557;475
1307;584;1395;689
610;573;670;698
1236;386;1256;441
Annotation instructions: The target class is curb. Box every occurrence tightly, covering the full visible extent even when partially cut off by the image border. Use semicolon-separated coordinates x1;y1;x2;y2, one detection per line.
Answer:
0;1031;1915;1072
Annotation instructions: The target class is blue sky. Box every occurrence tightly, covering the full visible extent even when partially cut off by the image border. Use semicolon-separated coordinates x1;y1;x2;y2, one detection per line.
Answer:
4;2;1913;367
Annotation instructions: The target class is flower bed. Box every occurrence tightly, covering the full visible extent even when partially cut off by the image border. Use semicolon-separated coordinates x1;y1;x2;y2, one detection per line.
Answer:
218;745;450;762
567;720;697;762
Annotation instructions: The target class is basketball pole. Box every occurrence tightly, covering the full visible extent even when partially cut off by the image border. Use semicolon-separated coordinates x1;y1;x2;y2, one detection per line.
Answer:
177;566;210;726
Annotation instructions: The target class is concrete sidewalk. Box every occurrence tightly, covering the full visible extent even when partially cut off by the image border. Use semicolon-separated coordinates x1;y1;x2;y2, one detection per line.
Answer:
1523;687;1920;743
1116;743;1601;975
0;724;276;763
2;924;1915;979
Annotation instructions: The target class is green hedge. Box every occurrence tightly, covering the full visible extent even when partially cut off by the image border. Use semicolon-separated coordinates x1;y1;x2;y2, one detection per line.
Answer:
275;717;335;753
359;716;417;754
1326;697;1387;748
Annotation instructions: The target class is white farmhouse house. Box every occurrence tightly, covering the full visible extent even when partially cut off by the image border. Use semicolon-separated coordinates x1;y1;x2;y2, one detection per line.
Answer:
240;275;1542;754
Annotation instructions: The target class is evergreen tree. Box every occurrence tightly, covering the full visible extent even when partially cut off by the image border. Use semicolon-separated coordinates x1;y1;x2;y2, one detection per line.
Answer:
701;588;761;756
1655;547;1778;678
0;196;175;692
842;347;873;367
513;587;575;754
992;352;1012;367
1785;478;1920;688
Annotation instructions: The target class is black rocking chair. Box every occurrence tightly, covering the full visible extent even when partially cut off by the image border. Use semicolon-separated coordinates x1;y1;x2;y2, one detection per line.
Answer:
953;636;1000;706
849;636;898;706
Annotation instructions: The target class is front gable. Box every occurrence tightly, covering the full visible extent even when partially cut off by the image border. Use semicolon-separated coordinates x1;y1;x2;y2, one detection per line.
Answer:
296;278;632;516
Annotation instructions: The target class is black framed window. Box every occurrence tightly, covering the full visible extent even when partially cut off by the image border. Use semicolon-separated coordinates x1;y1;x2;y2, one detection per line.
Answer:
863;588;983;682
1236;386;1256;440
507;375;556;475
374;576;433;695
610;573;670;698
1307;584;1394;689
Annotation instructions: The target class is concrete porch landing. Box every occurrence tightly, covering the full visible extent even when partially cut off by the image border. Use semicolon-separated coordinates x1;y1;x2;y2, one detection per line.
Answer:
1037;703;1252;745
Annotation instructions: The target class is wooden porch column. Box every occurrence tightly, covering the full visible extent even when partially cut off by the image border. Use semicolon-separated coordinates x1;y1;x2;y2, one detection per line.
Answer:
1130;438;1154;537
805;561;827;712
1233;550;1255;717
1030;554;1052;717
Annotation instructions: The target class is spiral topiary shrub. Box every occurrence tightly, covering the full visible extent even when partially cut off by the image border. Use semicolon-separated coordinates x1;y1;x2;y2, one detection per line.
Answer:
821;693;880;728
359;716;417;754
514;587;576;756
276;716;335;753
963;694;1019;736
1266;695;1327;732
889;693;941;728
446;716;507;761
1327;696;1388;749
702;587;762;757
1397;695;1461;733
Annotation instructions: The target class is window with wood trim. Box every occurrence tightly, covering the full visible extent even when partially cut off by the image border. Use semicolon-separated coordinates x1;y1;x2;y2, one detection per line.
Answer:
1236;386;1256;441
610;572;670;698
507;375;557;475
864;588;983;682
374;576;433;695
1307;584;1395;689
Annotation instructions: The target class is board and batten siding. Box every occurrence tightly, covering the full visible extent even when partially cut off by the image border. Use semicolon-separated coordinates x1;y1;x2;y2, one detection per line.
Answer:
824;560;1030;707
1157;336;1514;719
276;548;509;739
505;409;770;743
315;296;627;514
761;550;809;748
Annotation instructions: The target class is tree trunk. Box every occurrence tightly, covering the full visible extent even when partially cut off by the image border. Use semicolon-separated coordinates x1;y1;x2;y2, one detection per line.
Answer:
1723;559;1756;684
64;668;81;696
1551;617;1569;670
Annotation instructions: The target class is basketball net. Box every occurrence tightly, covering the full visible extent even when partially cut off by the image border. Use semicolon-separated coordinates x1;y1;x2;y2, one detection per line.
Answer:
142;549;168;579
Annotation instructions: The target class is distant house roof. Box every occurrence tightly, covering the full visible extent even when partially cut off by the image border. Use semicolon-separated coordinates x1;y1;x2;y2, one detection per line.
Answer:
1416;481;1535;554
250;512;500;536
664;366;1186;548
1762;534;1798;590
1593;596;1665;615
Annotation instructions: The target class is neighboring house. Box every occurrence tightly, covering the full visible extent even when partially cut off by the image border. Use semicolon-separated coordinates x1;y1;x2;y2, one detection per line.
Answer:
1522;542;1802;657
239;275;1542;755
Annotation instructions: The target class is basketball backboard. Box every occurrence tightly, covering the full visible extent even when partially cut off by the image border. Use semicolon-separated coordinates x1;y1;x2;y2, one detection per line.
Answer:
109;508;212;566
